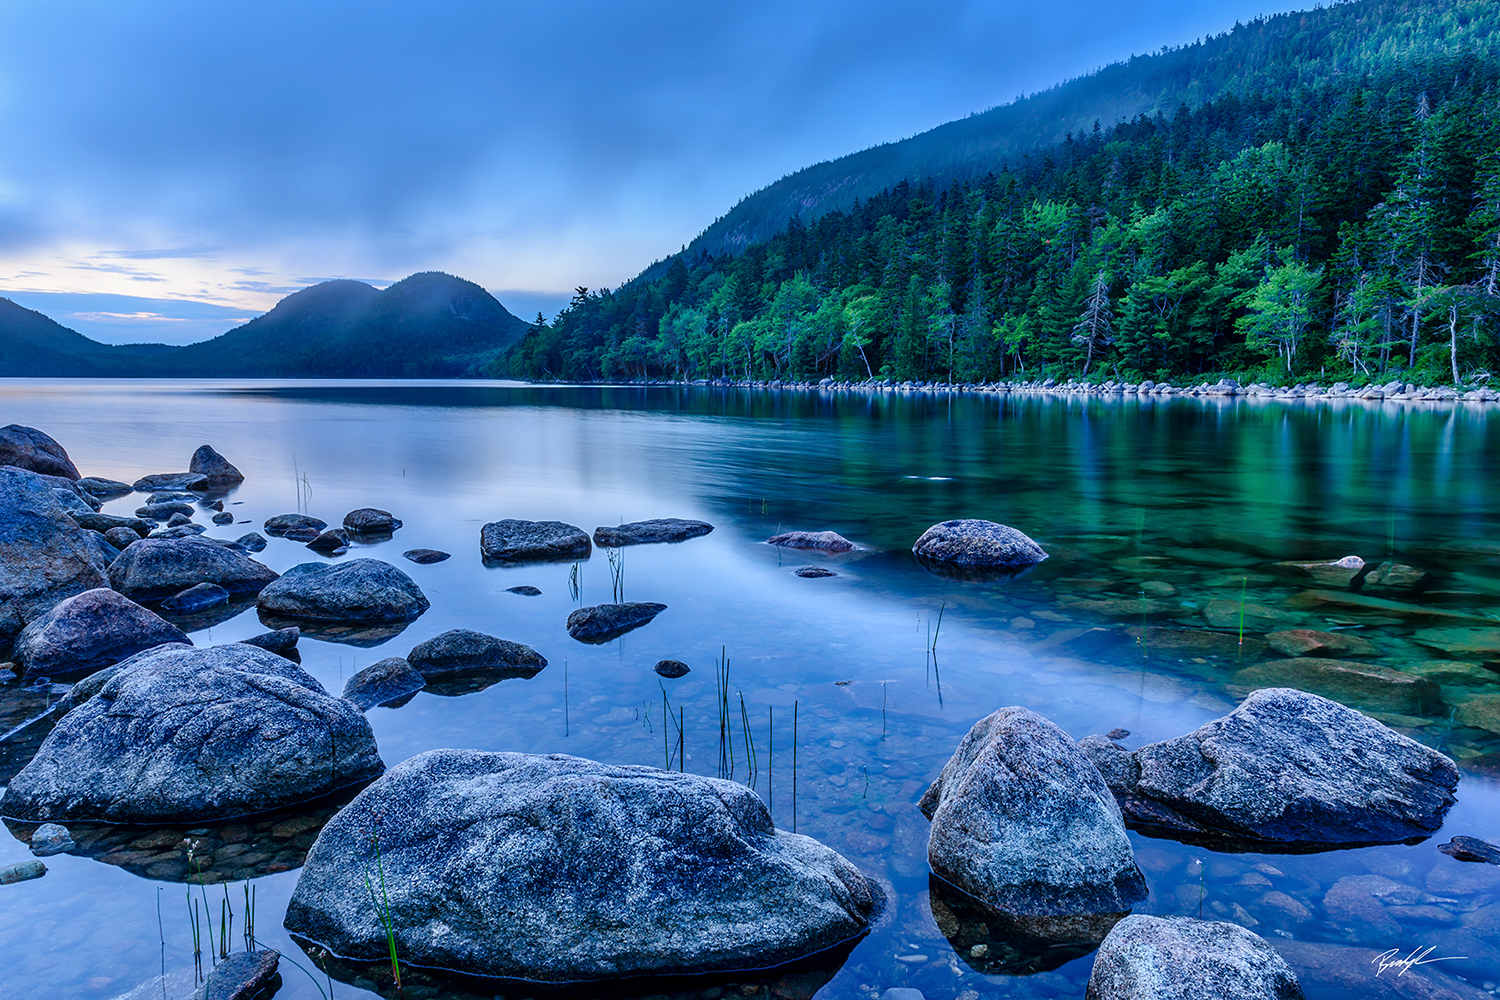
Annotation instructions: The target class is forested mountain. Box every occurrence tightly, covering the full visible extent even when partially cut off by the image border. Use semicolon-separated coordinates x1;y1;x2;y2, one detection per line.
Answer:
504;0;1500;386
0;298;175;376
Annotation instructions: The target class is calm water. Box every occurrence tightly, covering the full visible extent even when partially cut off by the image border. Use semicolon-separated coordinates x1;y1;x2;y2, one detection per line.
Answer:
2;380;1499;1000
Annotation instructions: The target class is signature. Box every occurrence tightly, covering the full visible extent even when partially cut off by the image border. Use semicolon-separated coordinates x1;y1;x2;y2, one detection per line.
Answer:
1372;946;1467;977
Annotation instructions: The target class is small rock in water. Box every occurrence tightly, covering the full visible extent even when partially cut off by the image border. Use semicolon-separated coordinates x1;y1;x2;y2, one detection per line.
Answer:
29;823;74;856
240;626;299;656
136;501;195;520
75;476;133;498
1440;836;1500;864
263;513;327;536
403;548;450;564
1456;693;1500;734
188;444;245;486
109;537;278;602
149;524;207;539
343;507;402;533
0;861;46;884
1230;657;1438;716
212;511;235;525
1203;599;1299;632
407;629;547;677
342;656;426;710
1363;561;1427;590
1274;555;1365;586
166;512;193;527
1265;628;1376;658
566;602;668;643
794;566;837;578
232;532;267;552
911;519;1046;568
480;518;592;562
13;587;191;682
593;518;714;546
1105;728;1130;740
655;659;690;678
1086;915;1304;1000
282;526;321;542
256;559;430;624
767;529;856;553
306;528;350;554
132;472;208;492
146;491;197;505
198;949;279;1000
103;526;140;549
160;582;231;613
506;585;542;595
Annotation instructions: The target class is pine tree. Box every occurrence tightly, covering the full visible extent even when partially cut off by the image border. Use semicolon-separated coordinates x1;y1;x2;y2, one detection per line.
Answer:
1071;270;1116;375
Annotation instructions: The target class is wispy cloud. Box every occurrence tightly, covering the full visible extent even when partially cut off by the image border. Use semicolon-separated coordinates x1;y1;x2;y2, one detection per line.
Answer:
96;246;223;260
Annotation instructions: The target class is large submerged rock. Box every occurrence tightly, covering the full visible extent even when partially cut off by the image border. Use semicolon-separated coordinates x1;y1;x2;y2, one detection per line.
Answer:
594;518;714;547
342;656;426;710
13;588;190;681
2;643;384;824
920;706;1147;916
284;750;880;982
256;560;430;623
912;519;1048;570
1080;688;1459;846
0;467;109;643
566;602;667;643
1085;915;1305;1000
0;424;80;479
480;519;592;562
108;537;279;602
405;628;547;693
766;530;855;553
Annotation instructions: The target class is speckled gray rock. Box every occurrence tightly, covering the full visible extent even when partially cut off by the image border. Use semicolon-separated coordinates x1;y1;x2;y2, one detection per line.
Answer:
655;659;691;678
189;445;244;486
1085;915;1304;1000
104;526;141;549
2;643;383;824
211;511;235;525
342;508;401;533
403;548;449;564
480;518;592;562
256;559;429;623
108;537;279;602
0;467;109;643
28;823;74;856
75;477;132;498
263;513;326;536
14;588;190;681
160;582;230;613
149;524;207;539
86;531;121;566
0;425;79;479
306;528;349;554
132;472;208;492
240;627;299;655
284;750;880;982
566;602;668;643
74;512;152;537
109;949;280;1000
912;519;1048;569
50;487;98;515
920;706;1147;915
137;501;195;520
231;532;266;552
593;518;713;546
342;656;426;710
407;628;547;678
1080;688;1459;845
794;566;837;578
766;530;855;552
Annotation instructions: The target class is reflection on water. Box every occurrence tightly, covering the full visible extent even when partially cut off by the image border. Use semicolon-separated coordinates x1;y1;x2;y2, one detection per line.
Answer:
0;380;1498;1000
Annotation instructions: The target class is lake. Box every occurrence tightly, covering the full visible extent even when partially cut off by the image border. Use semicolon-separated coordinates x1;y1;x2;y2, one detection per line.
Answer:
1;379;1498;1000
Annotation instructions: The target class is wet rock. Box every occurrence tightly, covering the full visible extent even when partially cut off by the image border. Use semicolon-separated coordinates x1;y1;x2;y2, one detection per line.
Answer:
13;587;190;682
29;823;74;856
211;511;234;525
1126;626;1264;660
1062;596;1181;620
256;559;430;624
1440;836;1500;864
3;642;383;824
1412;626;1500;656
161;582;231;614
1271;939;1492;1000
566;602;668;643
51;486;99;515
480;518;592;562
103;526;142;549
342;508;401;534
109;537;279;602
73;512;152;537
150;524;207;539
402;548;449;564
1363;561;1428;590
912;519;1045;568
1086;915;1304;1000
254;614;410;648
655;659;691;678
0;467;110;643
794;566;837;578
593;518;714;546
166;512;194;527
0;424;80;479
1080;688;1458;846
132;472;208;492
75;476;133;498
1273;555;1365;586
1265;628;1376;658
1285;589;1493;623
188;445;244;486
240;627;299;655
1203;599;1299;632
919;706;1147;915
506;585;541;595
284;750;880;982
342;656;426;710
767;530;857;553
1256;891;1312;926
231;532;266;552
0;860;46;884
198;949;279;1000
1455;693;1500;734
406;629;547;689
306;528;350;554
263;513;327;536
1230;658;1439;716
929;875;1126;976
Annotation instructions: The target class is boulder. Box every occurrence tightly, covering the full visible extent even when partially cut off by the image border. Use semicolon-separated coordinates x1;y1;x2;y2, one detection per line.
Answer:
1439;836;1500;864
132;472;208;492
255;559;430;624
1085;915;1304;1000
136;501;195;520
13;588;190;682
104;526;141;549
75;476;132;498
1080;688;1458;845
283;750;880;982
794;566;837;578
211;511;234;525
188;445;244;486
28;823;74;857
0;467;109;643
1265;628;1376;658
166;512;194;528
1273;555;1365;586
767;530;856;553
593;518;714;546
342;656;426;710
108;537;279;602
263;513;326;536
306;528;349;554
919;706;1147;915
566;602;668;643
655;659;691;678
0;425;79;479
403;548;449;564
160;583;231;614
2;643;383;824
1456;693;1500;734
1203;599;1299;632
480;518;592;562
1363;561;1428;590
150;524;208;539
911;519;1046;569
1229;658;1439;716
232;532;267;553
342;508;401;534
72;512;151;537
407;628;547;679
506;585;542;595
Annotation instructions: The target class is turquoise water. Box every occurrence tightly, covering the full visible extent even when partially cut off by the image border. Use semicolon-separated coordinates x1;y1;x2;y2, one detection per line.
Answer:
1;380;1498;1000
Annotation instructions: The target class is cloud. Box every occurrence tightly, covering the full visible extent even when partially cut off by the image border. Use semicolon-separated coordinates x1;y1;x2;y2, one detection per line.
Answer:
96;246;223;260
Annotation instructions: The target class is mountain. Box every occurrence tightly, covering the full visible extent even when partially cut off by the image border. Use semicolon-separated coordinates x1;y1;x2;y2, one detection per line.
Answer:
0;272;529;378
690;0;1500;257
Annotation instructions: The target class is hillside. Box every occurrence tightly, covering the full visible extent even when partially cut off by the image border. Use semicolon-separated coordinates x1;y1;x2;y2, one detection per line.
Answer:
691;0;1500;256
0;297;174;377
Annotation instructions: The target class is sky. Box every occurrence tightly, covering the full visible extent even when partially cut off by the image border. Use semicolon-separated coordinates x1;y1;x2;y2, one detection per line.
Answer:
0;0;1306;345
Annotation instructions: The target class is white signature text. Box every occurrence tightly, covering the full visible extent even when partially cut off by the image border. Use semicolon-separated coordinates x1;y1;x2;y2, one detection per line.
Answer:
1372;946;1467;977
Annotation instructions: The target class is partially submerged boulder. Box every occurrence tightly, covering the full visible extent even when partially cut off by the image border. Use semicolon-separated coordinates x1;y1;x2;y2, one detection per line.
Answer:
160;583;231;614
0;467;109;643
263;513;326;536
566;602;667;643
75;476;133;498
188;445;244;486
13;588;190;682
480;518;592;562
594;518;714;547
342;656;426;710
284;750;880;982
407;629;546;678
1273;555;1365;587
1085;915;1305;1000
0;424;80;479
108;537;279;602
342;508;401;534
256;559;430;624
403;548;449;564
1080;688;1458;846
132;472;208;492
2;643;383;824
767;530;855;553
1229;658;1439;716
920;706;1147;916
912;519;1047;570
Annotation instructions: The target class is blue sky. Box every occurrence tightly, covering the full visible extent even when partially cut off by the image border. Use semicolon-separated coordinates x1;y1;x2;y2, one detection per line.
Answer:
0;0;1304;345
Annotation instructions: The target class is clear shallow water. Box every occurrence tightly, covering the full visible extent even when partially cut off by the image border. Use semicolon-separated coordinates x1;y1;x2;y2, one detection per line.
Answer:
1;379;1498;1000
